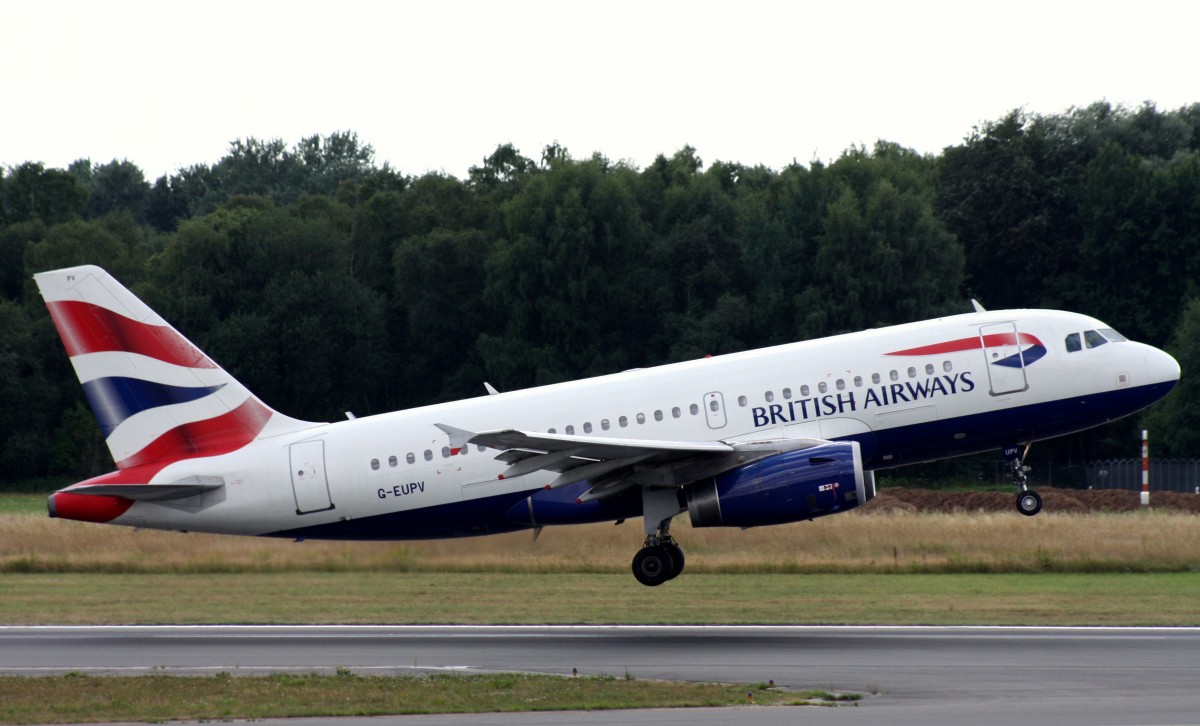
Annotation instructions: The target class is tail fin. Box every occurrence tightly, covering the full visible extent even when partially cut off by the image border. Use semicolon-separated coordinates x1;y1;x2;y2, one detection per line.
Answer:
35;265;319;472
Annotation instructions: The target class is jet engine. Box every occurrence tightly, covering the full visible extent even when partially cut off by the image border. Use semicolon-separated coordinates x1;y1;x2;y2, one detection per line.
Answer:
684;441;874;528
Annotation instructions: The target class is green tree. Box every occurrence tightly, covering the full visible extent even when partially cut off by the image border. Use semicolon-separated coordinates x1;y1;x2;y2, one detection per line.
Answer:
3;162;88;224
481;152;657;387
799;146;963;337
73;159;151;221
1143;297;1200;456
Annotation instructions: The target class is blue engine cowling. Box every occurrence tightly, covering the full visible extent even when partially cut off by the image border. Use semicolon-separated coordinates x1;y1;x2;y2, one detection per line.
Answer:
684;441;874;528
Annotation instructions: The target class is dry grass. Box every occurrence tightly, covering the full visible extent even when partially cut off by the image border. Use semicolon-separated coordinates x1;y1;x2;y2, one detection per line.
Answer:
4;506;1199;574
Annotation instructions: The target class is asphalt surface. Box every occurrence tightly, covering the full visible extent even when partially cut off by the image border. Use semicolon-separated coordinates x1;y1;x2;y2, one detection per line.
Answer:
3;625;1199;725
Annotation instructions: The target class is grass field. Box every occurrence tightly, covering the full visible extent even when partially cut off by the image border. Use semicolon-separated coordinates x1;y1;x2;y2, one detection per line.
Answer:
5;499;1199;575
3;493;1200;625
1;493;1195;722
0;673;839;724
3;571;1198;625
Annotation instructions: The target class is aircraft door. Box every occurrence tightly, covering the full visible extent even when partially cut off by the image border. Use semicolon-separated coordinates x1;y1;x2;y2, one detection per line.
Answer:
979;322;1029;395
703;392;727;429
290;440;335;514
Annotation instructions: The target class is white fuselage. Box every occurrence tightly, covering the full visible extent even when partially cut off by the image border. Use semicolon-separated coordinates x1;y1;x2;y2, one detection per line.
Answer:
119;308;1177;539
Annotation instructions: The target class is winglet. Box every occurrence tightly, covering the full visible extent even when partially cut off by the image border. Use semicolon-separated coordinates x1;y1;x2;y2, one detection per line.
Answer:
484;382;500;396
971;299;987;313
434;424;475;455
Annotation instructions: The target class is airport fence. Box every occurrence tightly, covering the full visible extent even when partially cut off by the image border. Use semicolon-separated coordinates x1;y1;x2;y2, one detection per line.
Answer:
977;459;1200;493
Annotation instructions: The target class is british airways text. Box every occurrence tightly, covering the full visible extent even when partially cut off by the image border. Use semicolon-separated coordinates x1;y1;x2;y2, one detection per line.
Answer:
752;372;975;426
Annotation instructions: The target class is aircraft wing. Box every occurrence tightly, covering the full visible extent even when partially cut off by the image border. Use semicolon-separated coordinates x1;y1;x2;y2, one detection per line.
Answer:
435;424;824;502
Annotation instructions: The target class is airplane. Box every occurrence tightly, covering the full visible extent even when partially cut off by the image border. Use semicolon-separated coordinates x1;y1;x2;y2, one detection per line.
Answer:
35;265;1180;586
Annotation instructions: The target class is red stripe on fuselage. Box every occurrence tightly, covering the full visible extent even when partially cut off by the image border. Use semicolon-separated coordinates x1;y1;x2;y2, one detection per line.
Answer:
886;333;1043;357
115;398;272;470
45;300;216;369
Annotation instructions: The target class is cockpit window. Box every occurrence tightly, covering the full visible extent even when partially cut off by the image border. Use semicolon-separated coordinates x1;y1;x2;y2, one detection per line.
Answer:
1099;328;1128;342
1065;333;1081;352
1084;330;1108;349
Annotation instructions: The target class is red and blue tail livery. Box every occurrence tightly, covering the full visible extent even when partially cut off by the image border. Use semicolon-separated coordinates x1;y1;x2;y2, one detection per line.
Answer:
36;266;315;523
35;265;1179;585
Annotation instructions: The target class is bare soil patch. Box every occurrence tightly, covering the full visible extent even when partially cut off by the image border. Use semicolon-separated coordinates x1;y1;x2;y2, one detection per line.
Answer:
866;487;1200;514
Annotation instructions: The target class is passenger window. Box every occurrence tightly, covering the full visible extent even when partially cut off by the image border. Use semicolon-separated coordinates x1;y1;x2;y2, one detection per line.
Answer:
925;364;935;375
1084;330;1107;349
871;373;881;384
800;385;810;397
907;367;917;378
620;415;629;427
1065;333;1081;352
548;428;557;434
709;400;719;412
583;422;592;433
637;413;646;424
388;456;398;468
672;407;681;418
836;379;845;391
441;446;451;458
782;387;792;399
477;445;486;453
370;459;380;471
406;453;415;465
943;361;953;372
565;425;575;435
601;419;611;430
424;450;433;462
737;395;748;407
690;404;699;415
654;410;663;421
890;370;899;382
765;391;774;403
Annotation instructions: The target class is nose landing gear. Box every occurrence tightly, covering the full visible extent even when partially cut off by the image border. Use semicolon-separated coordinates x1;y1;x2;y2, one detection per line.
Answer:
1005;444;1042;516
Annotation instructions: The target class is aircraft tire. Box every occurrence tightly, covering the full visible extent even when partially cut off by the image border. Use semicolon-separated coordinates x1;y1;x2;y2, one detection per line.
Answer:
662;542;685;580
1016;490;1043;517
632;546;675;587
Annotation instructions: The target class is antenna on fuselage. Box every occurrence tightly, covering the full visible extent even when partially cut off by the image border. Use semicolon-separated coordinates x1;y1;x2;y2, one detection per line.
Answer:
971;299;987;313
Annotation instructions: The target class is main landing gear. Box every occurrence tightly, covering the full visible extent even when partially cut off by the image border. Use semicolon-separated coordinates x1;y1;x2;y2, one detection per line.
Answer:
1004;444;1042;516
632;533;685;587
632;488;687;587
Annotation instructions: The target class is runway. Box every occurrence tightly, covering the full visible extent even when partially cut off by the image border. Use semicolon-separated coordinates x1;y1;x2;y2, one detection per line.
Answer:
3;625;1199;725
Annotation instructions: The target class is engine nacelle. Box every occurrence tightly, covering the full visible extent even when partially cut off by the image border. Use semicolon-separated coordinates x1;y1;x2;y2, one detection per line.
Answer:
685;441;874;528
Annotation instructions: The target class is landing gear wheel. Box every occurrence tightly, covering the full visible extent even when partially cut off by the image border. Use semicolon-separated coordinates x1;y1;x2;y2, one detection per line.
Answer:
1016;490;1043;517
1003;444;1042;517
662;541;685;580
632;546;676;587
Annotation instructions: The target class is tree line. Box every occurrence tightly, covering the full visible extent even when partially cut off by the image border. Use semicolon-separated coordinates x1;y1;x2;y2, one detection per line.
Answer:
2;103;1199;487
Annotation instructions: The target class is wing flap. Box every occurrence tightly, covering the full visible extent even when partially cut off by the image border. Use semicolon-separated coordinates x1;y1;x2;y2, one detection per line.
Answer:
434;424;834;501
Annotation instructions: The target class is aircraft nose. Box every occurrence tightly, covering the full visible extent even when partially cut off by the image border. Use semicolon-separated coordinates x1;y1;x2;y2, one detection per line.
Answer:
1145;346;1181;387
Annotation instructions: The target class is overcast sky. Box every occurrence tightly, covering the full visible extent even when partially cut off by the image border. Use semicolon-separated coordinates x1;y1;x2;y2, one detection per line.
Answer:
3;0;1197;180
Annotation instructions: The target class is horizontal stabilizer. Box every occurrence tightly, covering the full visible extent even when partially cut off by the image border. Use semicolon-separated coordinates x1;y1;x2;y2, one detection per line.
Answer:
59;476;225;502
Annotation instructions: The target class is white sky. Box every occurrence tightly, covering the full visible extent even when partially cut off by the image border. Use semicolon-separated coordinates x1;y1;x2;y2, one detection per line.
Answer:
3;0;1198;180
